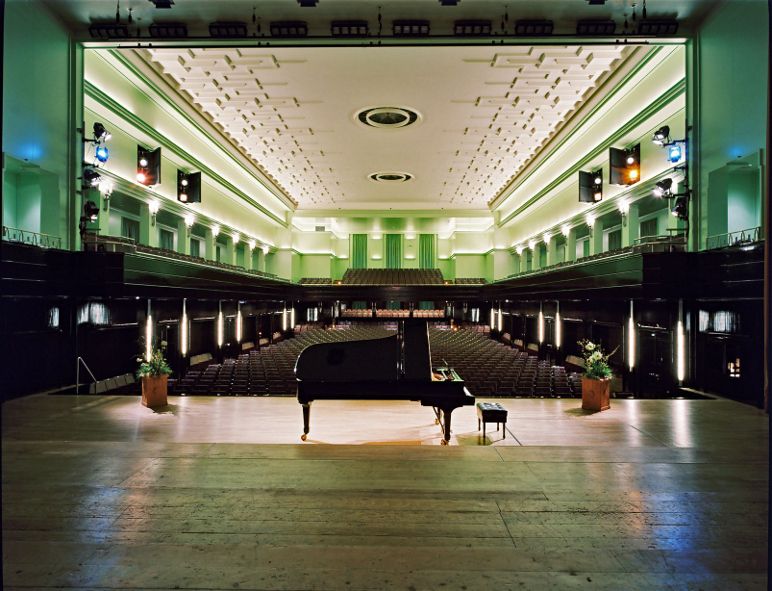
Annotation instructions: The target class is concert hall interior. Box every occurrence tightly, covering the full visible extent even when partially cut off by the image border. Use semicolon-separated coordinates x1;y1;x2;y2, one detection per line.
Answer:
2;0;770;589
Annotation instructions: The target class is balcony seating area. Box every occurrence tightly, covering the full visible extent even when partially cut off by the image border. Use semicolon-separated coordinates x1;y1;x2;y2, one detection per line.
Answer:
171;324;582;398
342;268;444;285
339;309;445;319
455;278;487;285
298;277;333;285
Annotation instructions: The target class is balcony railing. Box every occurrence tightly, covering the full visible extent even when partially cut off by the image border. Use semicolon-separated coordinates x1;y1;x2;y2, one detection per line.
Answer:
706;226;763;250
2;226;62;249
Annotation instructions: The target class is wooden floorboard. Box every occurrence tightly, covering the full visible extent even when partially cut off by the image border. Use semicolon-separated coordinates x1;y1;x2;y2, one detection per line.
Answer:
2;394;768;590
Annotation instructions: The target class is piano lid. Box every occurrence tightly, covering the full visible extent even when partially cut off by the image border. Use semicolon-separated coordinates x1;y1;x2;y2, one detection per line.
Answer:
295;334;400;383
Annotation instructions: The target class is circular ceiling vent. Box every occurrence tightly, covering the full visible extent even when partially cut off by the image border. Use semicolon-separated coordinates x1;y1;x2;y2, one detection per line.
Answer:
369;171;413;183
356;106;421;129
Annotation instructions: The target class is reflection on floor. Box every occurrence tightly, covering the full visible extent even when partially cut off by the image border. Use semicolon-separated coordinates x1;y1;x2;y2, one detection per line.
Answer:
2;395;768;590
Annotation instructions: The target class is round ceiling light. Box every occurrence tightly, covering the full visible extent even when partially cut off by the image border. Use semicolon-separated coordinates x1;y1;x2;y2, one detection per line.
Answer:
369;172;413;183
356;106;420;129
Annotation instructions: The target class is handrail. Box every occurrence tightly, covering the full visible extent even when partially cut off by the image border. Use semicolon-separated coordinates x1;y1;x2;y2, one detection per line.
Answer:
75;356;97;395
2;225;62;249
705;226;763;250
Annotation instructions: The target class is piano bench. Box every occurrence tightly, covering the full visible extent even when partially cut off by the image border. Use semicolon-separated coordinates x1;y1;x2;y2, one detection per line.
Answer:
477;402;508;440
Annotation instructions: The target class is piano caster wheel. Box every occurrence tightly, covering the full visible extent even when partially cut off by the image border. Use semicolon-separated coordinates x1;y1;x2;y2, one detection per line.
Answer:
441;439;448;446
435;418;440;425
301;434;307;441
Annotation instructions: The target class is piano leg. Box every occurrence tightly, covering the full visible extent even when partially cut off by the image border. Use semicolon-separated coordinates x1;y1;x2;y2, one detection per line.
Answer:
440;407;452;445
301;403;311;441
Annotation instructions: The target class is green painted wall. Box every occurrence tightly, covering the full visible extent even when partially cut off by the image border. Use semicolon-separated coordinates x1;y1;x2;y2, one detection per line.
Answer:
454;254;487;279
3;2;72;242
299;254;333;279
697;0;768;246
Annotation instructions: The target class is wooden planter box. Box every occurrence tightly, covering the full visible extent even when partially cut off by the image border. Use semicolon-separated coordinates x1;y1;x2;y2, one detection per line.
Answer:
141;375;168;409
581;377;610;411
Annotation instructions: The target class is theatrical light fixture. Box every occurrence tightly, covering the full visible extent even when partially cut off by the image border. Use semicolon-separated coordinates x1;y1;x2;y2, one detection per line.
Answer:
609;144;640;186
576;19;616;35
83;200;100;222
579;169;603;203
668;143;683;163
671;195;689;220
454;20;492;35
95;145;109;163
209;21;248;37
89;23;129;39
331;20;369;36
137;146;161;186
149;0;174;7
652;125;670;146
148;22;188;37
82;168;102;187
177;170;201;203
653;178;673;198
270;21;308;37
93;123;111;142
393;20;431;36
515;19;554;35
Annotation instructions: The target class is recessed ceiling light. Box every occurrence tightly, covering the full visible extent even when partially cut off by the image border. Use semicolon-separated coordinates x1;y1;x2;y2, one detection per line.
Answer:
356;106;421;129
369;172;413;183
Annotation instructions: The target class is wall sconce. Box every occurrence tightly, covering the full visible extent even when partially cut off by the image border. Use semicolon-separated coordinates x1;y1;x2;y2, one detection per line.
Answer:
515;245;524;255
148;199;160;226
528;239;537;251
618;198;630;225
99;178;114;211
586;213;596;228
262;244;270;255
561;224;570;237
542;232;551;245
212;224;220;237
232;232;240;244
248;239;256;250
184;212;195;232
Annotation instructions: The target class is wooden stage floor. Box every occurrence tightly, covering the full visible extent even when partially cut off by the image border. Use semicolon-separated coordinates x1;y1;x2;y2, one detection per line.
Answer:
2;394;769;590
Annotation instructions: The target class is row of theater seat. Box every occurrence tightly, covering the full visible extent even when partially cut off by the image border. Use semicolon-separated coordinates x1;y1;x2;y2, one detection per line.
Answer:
340;309;445;318
298;277;332;285
171;324;582;398
342;268;444;285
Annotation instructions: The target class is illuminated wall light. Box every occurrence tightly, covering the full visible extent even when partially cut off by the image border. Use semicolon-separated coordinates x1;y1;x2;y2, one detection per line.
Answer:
148;200;160;215
538;307;545;344
561;224;570;237
405;233;416;240
248;239;256;251
490;309;495;330
528;239;537;250
497;307;503;332
98;178;114;196
291;307;296;329
282;308;288;331
216;306;224;348
236;303;242;342
586;213;596;228
212;224;220;237
232;232;240;244
372;233;382;240
184;213;195;227
627;300;635;370
262;244;270;255
181;299;188;356
543;232;551;245
145;301;153;361
515;245;524;255
555;309;562;349
618;198;630;215
676;300;685;382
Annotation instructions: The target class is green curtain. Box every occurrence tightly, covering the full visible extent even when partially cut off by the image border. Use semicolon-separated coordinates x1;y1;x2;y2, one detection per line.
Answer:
419;233;436;269
351;234;367;269
385;234;402;268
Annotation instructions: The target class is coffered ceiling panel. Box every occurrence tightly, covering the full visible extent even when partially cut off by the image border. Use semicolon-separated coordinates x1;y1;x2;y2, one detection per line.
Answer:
140;43;642;210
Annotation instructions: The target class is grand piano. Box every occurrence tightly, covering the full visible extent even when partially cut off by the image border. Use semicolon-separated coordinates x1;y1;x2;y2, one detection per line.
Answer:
295;319;474;444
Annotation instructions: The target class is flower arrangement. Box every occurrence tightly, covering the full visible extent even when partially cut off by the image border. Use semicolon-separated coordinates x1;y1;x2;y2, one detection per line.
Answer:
136;340;172;379
577;339;617;380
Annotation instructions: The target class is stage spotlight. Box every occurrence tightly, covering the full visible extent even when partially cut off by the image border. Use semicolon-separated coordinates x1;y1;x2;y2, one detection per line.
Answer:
83;200;99;222
93;122;111;142
668;143;683;163
83;168;102;187
95;145;109;163
652;125;670;146
671;195;688;220
653;178;673;198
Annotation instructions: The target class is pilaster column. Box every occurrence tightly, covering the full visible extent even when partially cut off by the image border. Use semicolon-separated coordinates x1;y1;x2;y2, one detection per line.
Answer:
565;228;577;263
139;202;159;247
622;202;640;247
546;235;559;267
204;227;215;261
177;218;190;255
590;220;604;256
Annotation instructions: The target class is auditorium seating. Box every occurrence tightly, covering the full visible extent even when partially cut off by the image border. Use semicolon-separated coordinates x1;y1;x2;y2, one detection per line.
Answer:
299;277;333;285
342;268;444;285
454;278;487;285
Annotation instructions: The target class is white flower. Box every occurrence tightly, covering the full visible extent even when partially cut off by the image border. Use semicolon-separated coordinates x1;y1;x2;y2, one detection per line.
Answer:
585;342;595;351
590;351;602;362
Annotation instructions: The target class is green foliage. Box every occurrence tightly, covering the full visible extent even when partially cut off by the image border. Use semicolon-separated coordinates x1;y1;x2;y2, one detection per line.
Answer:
136;340;172;379
577;339;616;380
